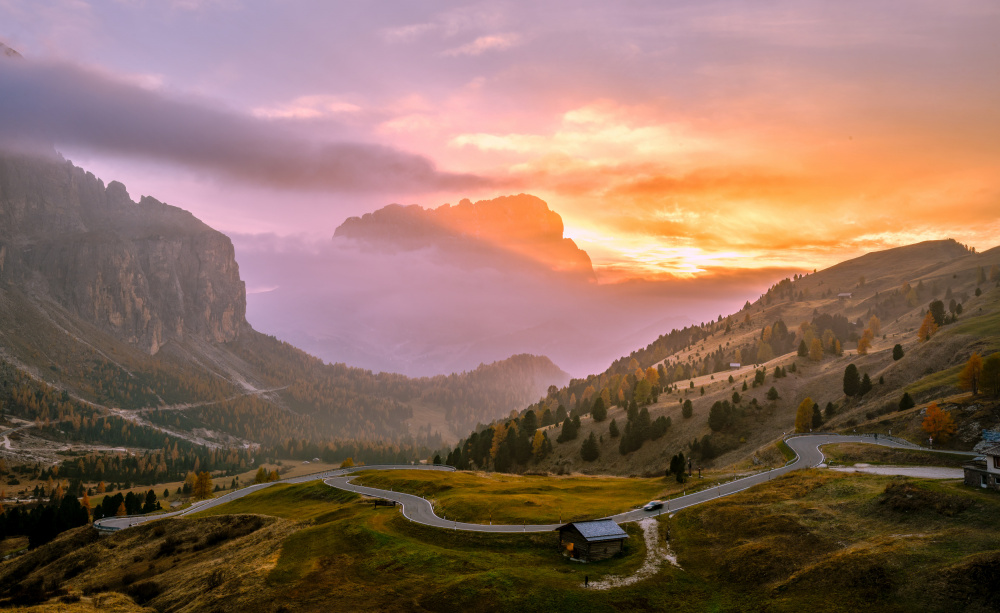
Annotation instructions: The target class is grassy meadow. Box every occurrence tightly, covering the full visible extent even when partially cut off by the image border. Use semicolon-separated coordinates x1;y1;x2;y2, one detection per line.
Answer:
672;469;1000;612
351;469;693;524
3;471;1000;612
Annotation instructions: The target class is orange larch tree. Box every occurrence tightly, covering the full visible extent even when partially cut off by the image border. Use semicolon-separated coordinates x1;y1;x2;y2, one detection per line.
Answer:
958;352;983;395
918;311;938;342
857;329;874;356
921;402;956;443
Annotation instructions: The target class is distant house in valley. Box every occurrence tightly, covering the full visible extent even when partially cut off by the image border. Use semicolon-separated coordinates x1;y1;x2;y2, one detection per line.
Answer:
556;519;628;561
963;444;1000;491
837;292;853;299
730;363;741;370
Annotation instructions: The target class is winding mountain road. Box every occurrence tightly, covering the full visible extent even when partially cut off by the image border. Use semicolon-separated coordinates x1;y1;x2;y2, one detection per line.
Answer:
93;464;454;531
95;434;977;533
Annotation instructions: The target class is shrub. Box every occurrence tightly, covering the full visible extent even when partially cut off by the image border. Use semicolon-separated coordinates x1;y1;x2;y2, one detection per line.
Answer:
126;581;161;604
898;393;915;411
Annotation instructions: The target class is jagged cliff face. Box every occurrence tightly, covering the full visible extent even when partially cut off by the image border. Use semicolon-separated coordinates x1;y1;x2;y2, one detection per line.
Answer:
0;151;246;353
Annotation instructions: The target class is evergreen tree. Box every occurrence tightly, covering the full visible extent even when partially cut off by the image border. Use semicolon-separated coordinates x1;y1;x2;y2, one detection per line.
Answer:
811;404;823;429
859;373;873;396
843;364;861;397
580;433;600;462
651;416;670;440
892;344;904;360
142;490;158;514
609;419;620;438
521;410;538;433
898;392;915;411
556;418;578;443
797;339;808;357
591;397;607;422
668;452;687;482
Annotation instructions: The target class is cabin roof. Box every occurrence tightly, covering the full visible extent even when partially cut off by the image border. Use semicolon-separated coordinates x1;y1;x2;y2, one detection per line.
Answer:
982;443;1000;456
557;519;629;542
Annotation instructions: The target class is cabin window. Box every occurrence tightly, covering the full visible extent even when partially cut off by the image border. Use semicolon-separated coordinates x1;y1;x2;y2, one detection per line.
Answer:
993;456;1000;469
983;474;988;488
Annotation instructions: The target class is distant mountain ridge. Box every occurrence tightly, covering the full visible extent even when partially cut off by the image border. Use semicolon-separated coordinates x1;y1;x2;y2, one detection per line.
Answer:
0;151;570;457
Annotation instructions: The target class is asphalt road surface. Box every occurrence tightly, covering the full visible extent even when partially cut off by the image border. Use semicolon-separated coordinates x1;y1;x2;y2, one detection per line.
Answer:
93;464;454;531
96;434;977;533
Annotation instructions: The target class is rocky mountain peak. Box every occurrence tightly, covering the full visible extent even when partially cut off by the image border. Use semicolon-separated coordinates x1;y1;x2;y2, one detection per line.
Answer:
0;150;247;354
335;193;595;280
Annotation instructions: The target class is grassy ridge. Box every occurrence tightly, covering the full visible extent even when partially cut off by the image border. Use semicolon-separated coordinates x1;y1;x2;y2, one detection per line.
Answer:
672;469;1000;612
351;470;670;524
192;481;359;521
821;443;971;467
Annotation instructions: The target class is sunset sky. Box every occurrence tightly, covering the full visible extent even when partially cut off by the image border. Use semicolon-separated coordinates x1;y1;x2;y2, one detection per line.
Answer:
2;0;999;282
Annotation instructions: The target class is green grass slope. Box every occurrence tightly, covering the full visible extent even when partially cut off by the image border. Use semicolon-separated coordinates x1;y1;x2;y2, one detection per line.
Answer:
5;470;999;612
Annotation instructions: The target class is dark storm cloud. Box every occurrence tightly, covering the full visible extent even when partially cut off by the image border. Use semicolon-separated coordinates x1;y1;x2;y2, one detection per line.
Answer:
0;58;489;193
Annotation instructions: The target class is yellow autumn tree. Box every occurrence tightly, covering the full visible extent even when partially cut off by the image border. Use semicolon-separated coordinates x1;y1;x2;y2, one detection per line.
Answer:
339;457;354;469
184;471;197;494
921;403;956;442
490;422;509;464
809;338;824;362
115;501;127;517
757;341;774;363
959;352;983;395
532;430;546;460
868;315;882;337
857;329;874;356
645;366;660;388
918;311;938;342
194;471;214;499
795;397;814;433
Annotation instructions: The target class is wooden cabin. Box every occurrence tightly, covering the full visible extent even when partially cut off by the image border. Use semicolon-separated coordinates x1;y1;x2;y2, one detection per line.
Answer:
964;443;1000;492
556;519;628;561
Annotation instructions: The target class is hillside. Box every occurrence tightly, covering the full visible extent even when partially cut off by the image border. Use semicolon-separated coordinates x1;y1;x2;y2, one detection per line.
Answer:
2;472;997;612
0;150;569;473
442;239;1000;475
